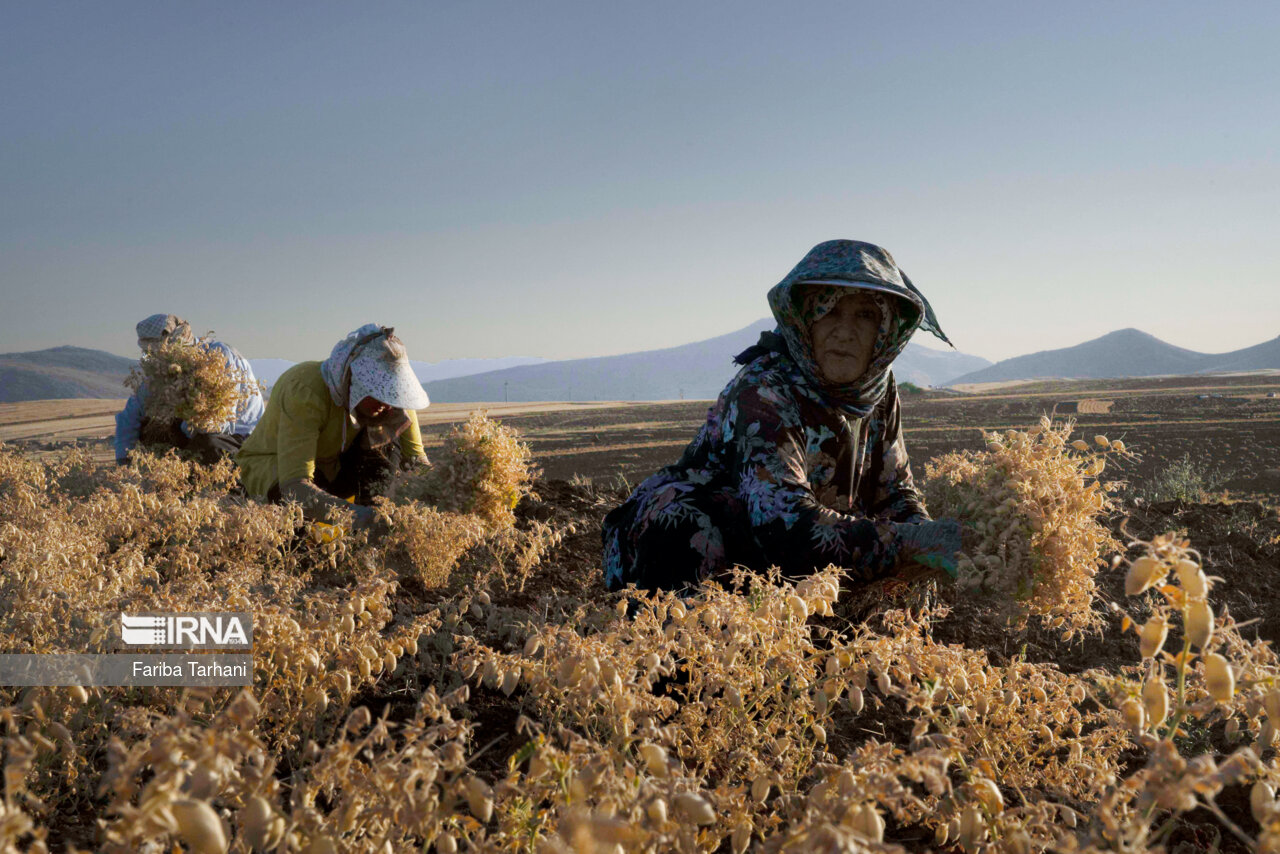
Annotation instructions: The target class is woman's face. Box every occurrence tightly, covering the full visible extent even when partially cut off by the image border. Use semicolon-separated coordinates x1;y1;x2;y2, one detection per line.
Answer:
355;396;391;419
810;292;882;384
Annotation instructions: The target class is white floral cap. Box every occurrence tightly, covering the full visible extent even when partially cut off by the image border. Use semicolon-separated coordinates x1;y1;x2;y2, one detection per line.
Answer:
321;324;429;412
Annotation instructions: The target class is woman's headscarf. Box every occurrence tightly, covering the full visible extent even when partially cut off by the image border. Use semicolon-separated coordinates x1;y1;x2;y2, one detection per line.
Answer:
320;323;431;448
320;323;430;412
736;240;951;418
135;314;195;349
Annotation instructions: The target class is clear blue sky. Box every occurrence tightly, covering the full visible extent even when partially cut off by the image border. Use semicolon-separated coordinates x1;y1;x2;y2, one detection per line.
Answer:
2;2;1277;363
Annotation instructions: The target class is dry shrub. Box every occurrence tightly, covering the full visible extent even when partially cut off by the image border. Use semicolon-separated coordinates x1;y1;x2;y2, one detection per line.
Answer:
9;435;1280;853
125;335;257;433
923;416;1122;637
398;412;534;529
376;499;485;587
368;412;540;590
0;443;441;839
452;568;1136;853
374;412;546;589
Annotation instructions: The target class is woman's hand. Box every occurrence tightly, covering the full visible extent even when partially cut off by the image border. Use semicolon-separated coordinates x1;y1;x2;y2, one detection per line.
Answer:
896;519;963;578
399;453;430;473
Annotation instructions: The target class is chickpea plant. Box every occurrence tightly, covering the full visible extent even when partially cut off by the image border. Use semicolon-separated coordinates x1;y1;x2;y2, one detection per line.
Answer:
923;417;1126;637
124;334;259;434
4;424;1280;853
396;411;535;530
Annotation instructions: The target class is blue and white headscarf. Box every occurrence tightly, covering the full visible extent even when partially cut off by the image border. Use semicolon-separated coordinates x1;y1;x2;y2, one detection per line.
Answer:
135;313;195;349
738;240;951;418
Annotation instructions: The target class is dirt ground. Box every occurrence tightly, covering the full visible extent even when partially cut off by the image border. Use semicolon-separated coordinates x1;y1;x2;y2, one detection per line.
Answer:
416;372;1280;500
12;374;1279;498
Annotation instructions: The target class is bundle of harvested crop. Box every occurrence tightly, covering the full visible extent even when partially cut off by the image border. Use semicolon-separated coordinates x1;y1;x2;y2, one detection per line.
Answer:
923;417;1125;636
126;335;256;433
396;412;534;530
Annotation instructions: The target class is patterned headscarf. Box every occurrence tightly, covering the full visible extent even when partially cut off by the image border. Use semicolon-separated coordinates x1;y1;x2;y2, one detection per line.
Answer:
738;240;951;418
320;323;431;450
320;323;430;412
135;314;195;348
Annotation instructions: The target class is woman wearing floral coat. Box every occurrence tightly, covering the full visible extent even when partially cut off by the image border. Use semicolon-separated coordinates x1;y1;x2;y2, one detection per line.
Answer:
602;239;962;592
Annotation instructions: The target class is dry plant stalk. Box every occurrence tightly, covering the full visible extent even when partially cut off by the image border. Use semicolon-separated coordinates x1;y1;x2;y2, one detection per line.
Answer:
376;499;485;587
7;435;1280;854
125;334;256;433
374;412;543;588
397;411;534;529
923;416;1123;637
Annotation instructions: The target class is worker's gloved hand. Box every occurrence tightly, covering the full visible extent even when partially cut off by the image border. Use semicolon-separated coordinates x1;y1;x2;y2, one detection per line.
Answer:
896;519;963;579
400;453;430;473
349;504;392;543
351;504;379;532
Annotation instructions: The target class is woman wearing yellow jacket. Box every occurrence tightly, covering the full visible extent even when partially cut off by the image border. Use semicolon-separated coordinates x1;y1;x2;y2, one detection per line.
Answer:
237;324;430;530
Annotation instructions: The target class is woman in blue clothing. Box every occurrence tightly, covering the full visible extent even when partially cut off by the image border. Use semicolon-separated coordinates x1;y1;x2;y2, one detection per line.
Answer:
114;313;265;465
602;240;961;592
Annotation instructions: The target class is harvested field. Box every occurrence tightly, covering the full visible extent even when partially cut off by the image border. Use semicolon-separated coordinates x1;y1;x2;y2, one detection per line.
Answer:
2;373;1280;852
413;373;1280;501
10;374;1280;499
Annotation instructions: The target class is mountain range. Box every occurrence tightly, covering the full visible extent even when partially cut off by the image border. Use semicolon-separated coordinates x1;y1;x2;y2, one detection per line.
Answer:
945;328;1280;386
423;319;990;402
3;326;1276;404
0;348;551;403
249;356;548;388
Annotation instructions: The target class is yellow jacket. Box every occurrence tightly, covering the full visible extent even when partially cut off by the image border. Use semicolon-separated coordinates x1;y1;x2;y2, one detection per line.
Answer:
236;361;425;499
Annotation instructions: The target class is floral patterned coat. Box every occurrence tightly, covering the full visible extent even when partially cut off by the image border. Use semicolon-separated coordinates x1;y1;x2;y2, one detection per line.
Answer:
602;351;928;591
602;239;947;592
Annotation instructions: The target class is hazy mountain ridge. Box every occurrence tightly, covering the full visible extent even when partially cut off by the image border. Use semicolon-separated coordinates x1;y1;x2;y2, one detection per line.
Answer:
0;346;134;403
423;319;992;403
7;326;1273;405
947;328;1280;386
249;356;548;388
0;347;550;403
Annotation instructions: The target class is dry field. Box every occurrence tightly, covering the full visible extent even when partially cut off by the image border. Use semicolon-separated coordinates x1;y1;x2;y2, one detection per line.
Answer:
2;374;1280;853
411;373;1280;499
12;374;1278;498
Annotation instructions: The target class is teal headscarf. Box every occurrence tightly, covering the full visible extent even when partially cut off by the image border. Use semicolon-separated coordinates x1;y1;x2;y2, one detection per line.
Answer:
738;240;951;418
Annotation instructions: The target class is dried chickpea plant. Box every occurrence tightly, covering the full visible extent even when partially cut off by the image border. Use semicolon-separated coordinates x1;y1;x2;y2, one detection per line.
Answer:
125;335;259;433
924;417;1128;637
396;412;536;530
5;414;1280;854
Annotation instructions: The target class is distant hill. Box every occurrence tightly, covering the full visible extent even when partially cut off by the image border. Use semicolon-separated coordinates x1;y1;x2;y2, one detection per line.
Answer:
0;346;134;402
0;346;545;403
946;329;1280;386
1200;335;1280;373
424;319;991;403
412;356;548;384
249;356;548;389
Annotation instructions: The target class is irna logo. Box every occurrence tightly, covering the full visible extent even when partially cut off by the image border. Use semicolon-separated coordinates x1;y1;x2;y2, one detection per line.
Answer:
119;613;252;649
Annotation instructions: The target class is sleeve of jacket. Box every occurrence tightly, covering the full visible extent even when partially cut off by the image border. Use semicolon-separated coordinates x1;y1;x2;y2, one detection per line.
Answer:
398;409;426;462
114;384;148;460
203;341;265;436
864;375;930;523
731;381;902;582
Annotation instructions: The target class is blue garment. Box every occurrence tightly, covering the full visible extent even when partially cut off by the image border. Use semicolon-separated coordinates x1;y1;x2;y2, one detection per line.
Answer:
114;340;264;461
